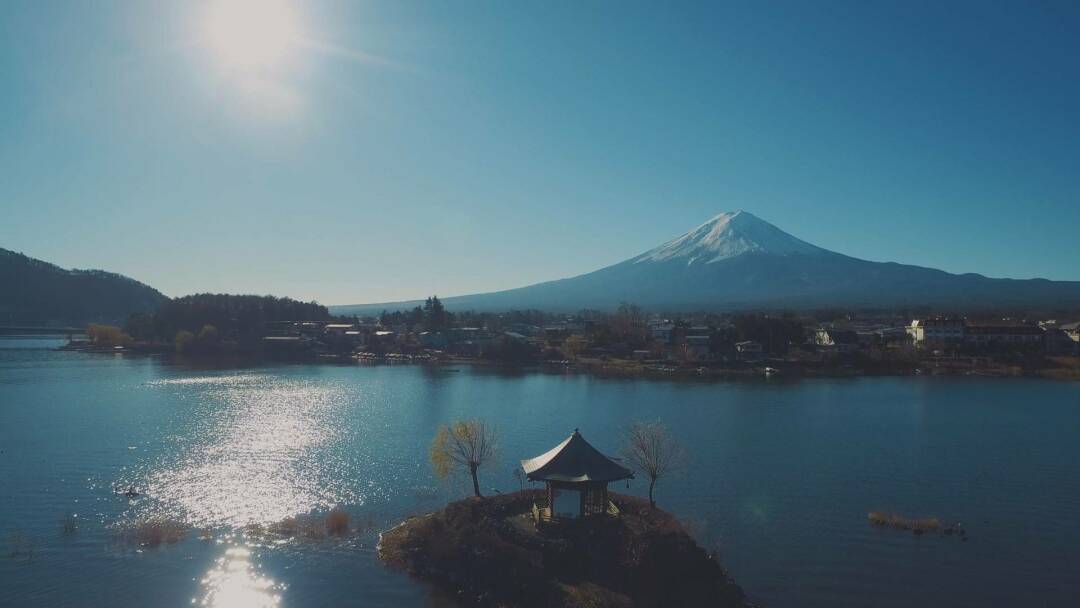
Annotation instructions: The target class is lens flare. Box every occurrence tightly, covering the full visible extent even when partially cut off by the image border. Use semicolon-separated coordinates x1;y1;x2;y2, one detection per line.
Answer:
202;0;303;71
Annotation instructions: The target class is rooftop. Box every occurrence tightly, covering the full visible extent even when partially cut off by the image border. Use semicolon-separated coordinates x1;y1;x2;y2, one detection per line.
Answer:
521;430;633;484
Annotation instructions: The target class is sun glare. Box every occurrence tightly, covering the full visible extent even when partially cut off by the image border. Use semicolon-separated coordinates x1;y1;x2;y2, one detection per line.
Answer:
202;0;303;71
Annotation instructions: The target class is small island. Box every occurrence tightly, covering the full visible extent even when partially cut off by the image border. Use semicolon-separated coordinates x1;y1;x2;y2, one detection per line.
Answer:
379;491;753;608
379;428;756;608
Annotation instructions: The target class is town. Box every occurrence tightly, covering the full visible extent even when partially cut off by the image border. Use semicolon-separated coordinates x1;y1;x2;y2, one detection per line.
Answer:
84;295;1080;380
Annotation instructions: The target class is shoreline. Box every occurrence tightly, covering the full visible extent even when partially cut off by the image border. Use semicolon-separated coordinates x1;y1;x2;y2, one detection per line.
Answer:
51;340;1080;382
48;341;1080;382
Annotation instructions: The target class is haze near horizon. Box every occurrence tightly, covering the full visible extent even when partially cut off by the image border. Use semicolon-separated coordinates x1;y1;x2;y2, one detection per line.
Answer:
2;1;1078;304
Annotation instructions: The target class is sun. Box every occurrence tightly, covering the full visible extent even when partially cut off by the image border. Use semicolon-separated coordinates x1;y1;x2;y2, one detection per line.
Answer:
201;0;303;71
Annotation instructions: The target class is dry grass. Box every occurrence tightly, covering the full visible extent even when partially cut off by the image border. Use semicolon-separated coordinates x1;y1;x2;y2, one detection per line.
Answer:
118;518;187;547
1039;357;1080;380
254;509;371;543
868;511;941;533
560;582;634;608
265;516;325;541
326;509;349;536
116;509;368;549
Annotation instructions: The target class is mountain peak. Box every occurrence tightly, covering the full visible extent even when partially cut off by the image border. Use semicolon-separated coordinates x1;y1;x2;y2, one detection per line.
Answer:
632;210;823;265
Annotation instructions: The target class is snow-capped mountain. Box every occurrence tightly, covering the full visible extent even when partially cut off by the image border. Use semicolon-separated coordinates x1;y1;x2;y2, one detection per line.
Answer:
332;212;1080;313
631;210;823;264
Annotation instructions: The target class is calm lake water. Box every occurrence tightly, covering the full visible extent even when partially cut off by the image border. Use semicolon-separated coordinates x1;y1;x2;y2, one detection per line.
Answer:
2;338;1079;607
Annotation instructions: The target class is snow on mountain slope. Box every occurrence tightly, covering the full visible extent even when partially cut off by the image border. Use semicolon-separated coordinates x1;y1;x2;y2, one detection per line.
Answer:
632;210;823;265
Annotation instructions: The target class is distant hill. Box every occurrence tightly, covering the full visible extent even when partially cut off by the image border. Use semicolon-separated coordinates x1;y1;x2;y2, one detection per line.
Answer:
0;248;167;327
331;211;1080;314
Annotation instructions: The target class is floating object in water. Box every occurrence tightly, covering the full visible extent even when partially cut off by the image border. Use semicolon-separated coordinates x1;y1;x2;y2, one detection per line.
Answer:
868;511;939;533
869;511;968;540
121;485;141;499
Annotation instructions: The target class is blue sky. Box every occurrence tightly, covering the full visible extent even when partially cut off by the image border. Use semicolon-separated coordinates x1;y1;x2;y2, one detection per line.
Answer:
2;1;1077;304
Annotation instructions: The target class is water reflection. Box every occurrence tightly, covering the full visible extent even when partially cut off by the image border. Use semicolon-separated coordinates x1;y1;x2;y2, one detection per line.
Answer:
198;545;284;607
140;374;359;526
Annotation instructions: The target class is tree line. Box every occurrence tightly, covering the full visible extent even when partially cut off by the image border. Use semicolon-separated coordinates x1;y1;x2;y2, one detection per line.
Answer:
125;293;333;346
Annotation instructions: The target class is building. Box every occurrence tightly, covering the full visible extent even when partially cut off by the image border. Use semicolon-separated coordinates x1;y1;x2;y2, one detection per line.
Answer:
876;326;910;344
734;340;763;361
542;325;570;341
683;335;712;360
323;324;355;336
1061;321;1080;343
814;328;859;353
418;331;448;349
908;318;965;345
508;323;541;337
322;324;367;351
522;430;633;522
1045;327;1079;355
444;327;495;357
649;323;675;344
963;324;1044;349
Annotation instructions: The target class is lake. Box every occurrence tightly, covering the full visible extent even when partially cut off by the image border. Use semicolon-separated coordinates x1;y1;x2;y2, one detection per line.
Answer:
2;338;1079;607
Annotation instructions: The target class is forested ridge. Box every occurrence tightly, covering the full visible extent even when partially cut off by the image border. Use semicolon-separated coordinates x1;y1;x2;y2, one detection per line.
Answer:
0;247;166;326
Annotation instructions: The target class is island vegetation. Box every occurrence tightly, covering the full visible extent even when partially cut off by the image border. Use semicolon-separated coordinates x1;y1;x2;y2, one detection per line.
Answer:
621;421;686;508
430;419;498;498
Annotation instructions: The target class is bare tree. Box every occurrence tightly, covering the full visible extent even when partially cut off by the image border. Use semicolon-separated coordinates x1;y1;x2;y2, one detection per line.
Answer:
621;420;686;508
430;419;498;497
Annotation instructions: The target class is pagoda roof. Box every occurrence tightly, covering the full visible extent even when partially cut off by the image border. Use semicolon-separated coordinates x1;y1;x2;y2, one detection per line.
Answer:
521;430;633;483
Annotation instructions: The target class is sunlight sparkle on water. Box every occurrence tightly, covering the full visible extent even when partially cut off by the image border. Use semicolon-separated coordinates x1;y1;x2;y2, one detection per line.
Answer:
198;545;284;608
139;375;359;527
